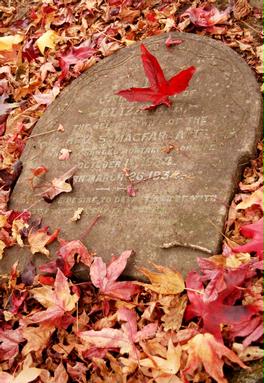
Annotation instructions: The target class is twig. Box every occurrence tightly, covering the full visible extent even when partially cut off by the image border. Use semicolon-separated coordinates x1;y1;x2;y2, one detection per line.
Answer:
161;240;213;254
80;214;101;241
25;128;58;139
240;20;262;35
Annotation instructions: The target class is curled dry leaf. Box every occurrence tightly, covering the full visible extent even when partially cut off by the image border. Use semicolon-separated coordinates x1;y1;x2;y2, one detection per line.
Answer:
233;217;263;260
165;35;183;47
136;263;185;294
40;166;77;202
70;207;84;222
40;239;92;276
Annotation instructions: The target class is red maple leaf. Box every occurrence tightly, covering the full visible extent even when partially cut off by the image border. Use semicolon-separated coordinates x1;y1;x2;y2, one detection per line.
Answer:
117;44;196;110
90;250;139;301
233;217;263;260
185;271;257;341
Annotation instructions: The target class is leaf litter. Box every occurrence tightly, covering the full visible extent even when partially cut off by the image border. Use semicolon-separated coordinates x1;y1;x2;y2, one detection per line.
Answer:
0;0;263;382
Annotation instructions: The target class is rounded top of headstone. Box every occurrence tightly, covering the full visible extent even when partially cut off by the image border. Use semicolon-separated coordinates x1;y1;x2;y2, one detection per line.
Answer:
8;32;262;278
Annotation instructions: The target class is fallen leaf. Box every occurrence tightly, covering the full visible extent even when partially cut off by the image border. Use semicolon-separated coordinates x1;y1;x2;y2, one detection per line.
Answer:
70;207;84;222
50;362;69;383
0;34;24;51
36;30;58;55
22;324;54;357
79;308;157;359
117;44;195;110
0;327;24;362
0;368;42;383
256;45;263;74
90;251;139;300
58;148;71;161
165;36;183;48
140;338;181;376
27;269;78;325
0;239;6;259
137;263;185;294
182;333;247;383
40;239;92;276
184;271;257;340
232;342;263;362
233;218;263;259
182;5;230;27
40;166;77;202
28;227;60;256
236;187;263;210
33;85;60;105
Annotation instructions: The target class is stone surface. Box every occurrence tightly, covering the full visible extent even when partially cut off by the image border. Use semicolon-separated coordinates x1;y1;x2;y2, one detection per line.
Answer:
229;360;263;383
3;32;262;278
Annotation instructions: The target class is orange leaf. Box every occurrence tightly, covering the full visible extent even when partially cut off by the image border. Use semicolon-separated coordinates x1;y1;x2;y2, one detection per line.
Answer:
182;333;248;383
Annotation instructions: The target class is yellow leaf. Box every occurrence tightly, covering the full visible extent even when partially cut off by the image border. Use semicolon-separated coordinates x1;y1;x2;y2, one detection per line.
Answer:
0;34;24;51
12;219;27;247
31;286;55;308
0;215;7;228
137;264;185;294
36;30;58;55
0;239;6;260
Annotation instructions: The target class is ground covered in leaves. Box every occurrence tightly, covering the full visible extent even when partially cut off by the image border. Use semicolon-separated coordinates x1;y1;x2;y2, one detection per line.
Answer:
0;0;263;382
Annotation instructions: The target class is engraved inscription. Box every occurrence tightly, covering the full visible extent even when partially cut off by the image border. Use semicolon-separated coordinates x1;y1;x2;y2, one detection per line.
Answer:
9;32;261;278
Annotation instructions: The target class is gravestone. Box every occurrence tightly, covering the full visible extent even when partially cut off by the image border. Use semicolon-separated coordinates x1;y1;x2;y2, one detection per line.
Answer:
4;32;262;278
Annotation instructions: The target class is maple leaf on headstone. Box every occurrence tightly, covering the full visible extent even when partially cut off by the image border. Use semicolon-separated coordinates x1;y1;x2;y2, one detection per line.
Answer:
117;44;196;110
40;166;77;202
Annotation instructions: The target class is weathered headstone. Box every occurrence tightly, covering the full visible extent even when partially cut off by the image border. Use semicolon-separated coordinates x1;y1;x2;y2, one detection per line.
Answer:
3;33;262;278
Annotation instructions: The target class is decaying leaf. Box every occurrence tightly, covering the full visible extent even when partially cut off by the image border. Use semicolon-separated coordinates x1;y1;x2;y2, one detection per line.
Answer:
58;148;71;161
40;166;77;202
70;207;84;222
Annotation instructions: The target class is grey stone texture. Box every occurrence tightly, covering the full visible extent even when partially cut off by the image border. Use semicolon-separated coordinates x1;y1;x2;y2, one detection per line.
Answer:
3;32;262;278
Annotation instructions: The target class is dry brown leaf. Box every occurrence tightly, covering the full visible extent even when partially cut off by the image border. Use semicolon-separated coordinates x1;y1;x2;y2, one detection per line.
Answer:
136;264;185;294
